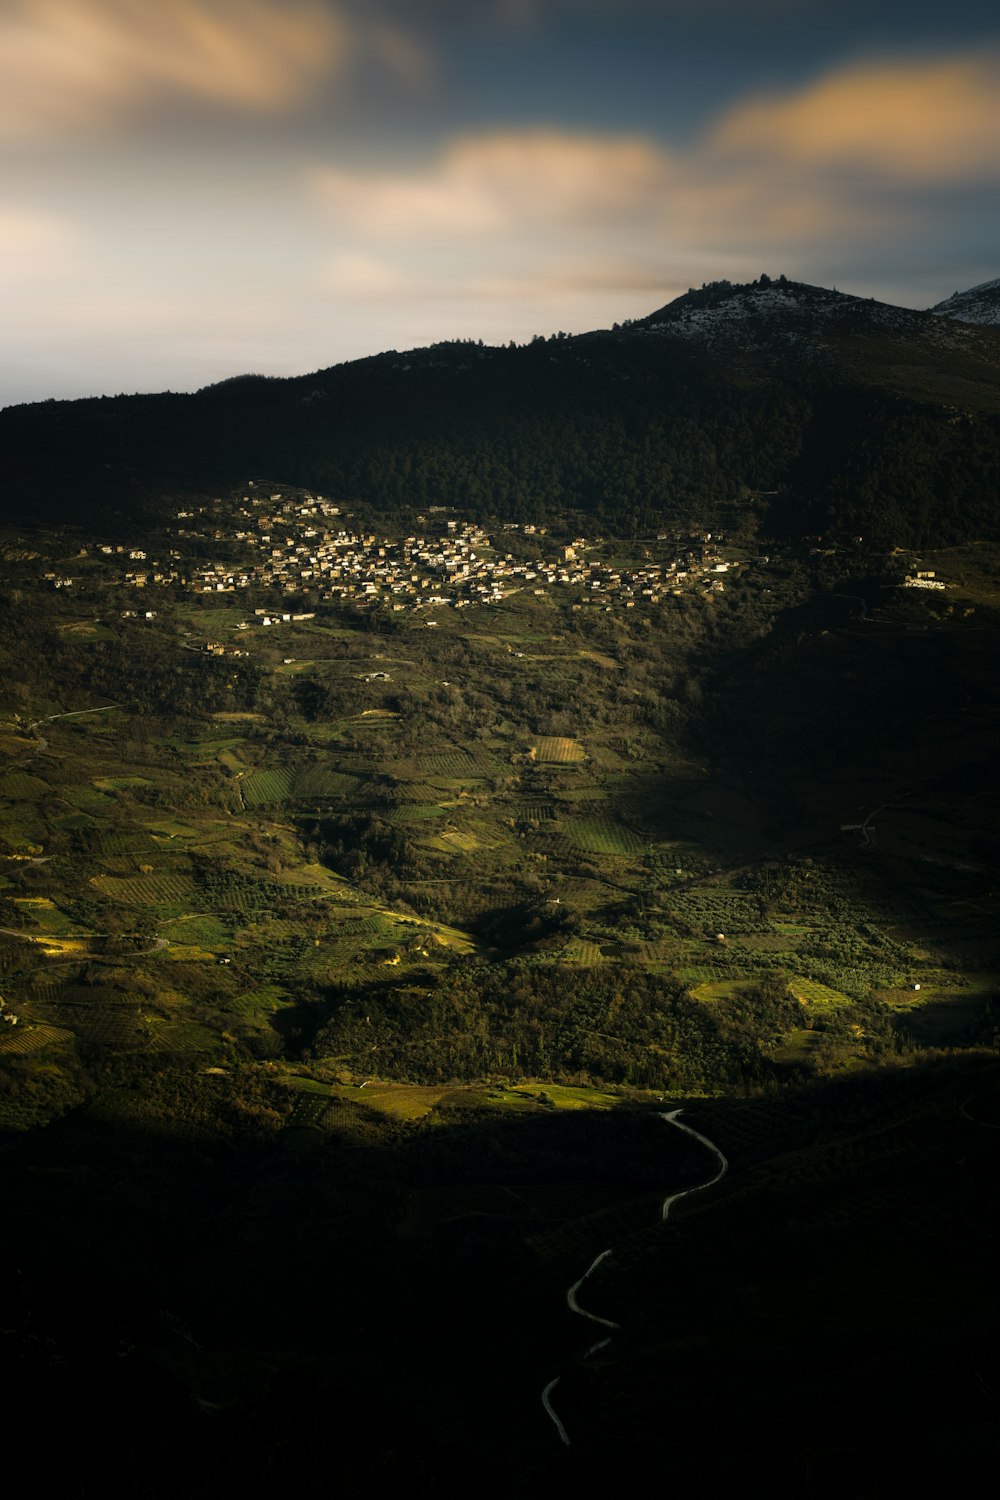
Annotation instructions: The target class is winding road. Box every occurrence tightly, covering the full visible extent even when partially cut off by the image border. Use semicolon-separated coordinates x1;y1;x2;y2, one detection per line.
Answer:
541;1107;728;1447
566;1247;619;1330
27;705;121;731
7;703;122;761
658;1109;728;1219
0;928;169;960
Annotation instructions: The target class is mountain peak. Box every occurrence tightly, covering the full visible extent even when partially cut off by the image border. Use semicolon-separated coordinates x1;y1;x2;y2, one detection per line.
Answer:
632;275;929;355
929;277;1000;327
645;274;847;321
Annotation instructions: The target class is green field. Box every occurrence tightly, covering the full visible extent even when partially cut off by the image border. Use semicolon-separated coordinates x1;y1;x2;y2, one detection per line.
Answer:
788;977;853;1009
228;985;290;1017
292;765;362;798
241;768;295;806
384;803;446;824
534;736;586;763
562;815;644;856
91;873;195;906
0;772;50;800
689;978;757;1002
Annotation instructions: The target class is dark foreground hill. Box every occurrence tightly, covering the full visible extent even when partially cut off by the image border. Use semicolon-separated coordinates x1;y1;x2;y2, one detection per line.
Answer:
2;1057;997;1497
3;275;1000;546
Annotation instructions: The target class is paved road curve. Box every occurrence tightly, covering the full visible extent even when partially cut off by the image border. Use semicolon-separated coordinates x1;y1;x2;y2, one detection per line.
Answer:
541;1107;728;1447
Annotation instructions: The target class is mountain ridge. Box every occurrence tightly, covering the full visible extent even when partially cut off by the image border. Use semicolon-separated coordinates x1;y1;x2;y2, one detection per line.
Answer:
2;273;999;547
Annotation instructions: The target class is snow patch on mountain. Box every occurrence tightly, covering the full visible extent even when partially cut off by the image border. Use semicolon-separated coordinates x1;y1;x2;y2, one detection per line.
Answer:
929;277;1000;327
633;277;981;357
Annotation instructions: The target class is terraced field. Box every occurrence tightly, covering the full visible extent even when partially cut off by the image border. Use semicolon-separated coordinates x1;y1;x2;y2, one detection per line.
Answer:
422;750;480;777
227;986;290;1017
11;897;80;933
512;801;556;822
562;815;644;857
438;829;481;853
689;977;757;1002
292;765;362;798
534;736;586;764
147;1020;219;1052
387;780;444;802
677;963;744;984
788;977;853;1009
384;803;446;824
240;768;295;806
91;873;195;906
0;1023;75;1054
561;939;609;964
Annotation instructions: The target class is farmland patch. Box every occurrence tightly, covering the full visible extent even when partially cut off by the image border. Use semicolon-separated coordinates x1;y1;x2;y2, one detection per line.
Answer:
421;750;480;777
562;816;644;857
513;801;556;822
0;772;50;800
348;1083;448;1120
228;986;290;1017
788;977;853;1009
533;737;586;764
147;1020;219;1053
146;819;203;839
0;1023;75;1055
561;940;609;964
241;768;295;806
772;1028;823;1063
91;872;194;905
689;978;758;1003
438;829;481;853
384;804;446;825
62;784;114;810
292;765;362;799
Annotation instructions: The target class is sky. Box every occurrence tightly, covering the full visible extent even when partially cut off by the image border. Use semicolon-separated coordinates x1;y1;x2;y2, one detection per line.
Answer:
2;0;998;407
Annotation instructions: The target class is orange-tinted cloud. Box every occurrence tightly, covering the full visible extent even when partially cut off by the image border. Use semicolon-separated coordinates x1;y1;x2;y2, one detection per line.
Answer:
311;130;675;236
710;52;1000;181
304;103;928;327
0;0;349;138
309;114;904;270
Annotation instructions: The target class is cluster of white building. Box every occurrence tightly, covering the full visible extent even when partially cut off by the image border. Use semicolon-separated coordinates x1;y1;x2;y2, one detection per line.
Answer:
49;489;742;615
902;570;948;591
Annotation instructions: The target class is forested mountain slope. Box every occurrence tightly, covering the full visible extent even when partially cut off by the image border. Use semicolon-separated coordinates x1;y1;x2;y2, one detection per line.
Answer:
3;277;999;546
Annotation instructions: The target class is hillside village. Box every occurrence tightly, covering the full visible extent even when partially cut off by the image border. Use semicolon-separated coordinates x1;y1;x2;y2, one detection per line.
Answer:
32;486;963;669
42;485;744;630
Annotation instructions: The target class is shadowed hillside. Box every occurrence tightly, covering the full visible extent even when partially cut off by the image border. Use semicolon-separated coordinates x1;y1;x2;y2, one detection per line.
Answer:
4;278;1000;546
